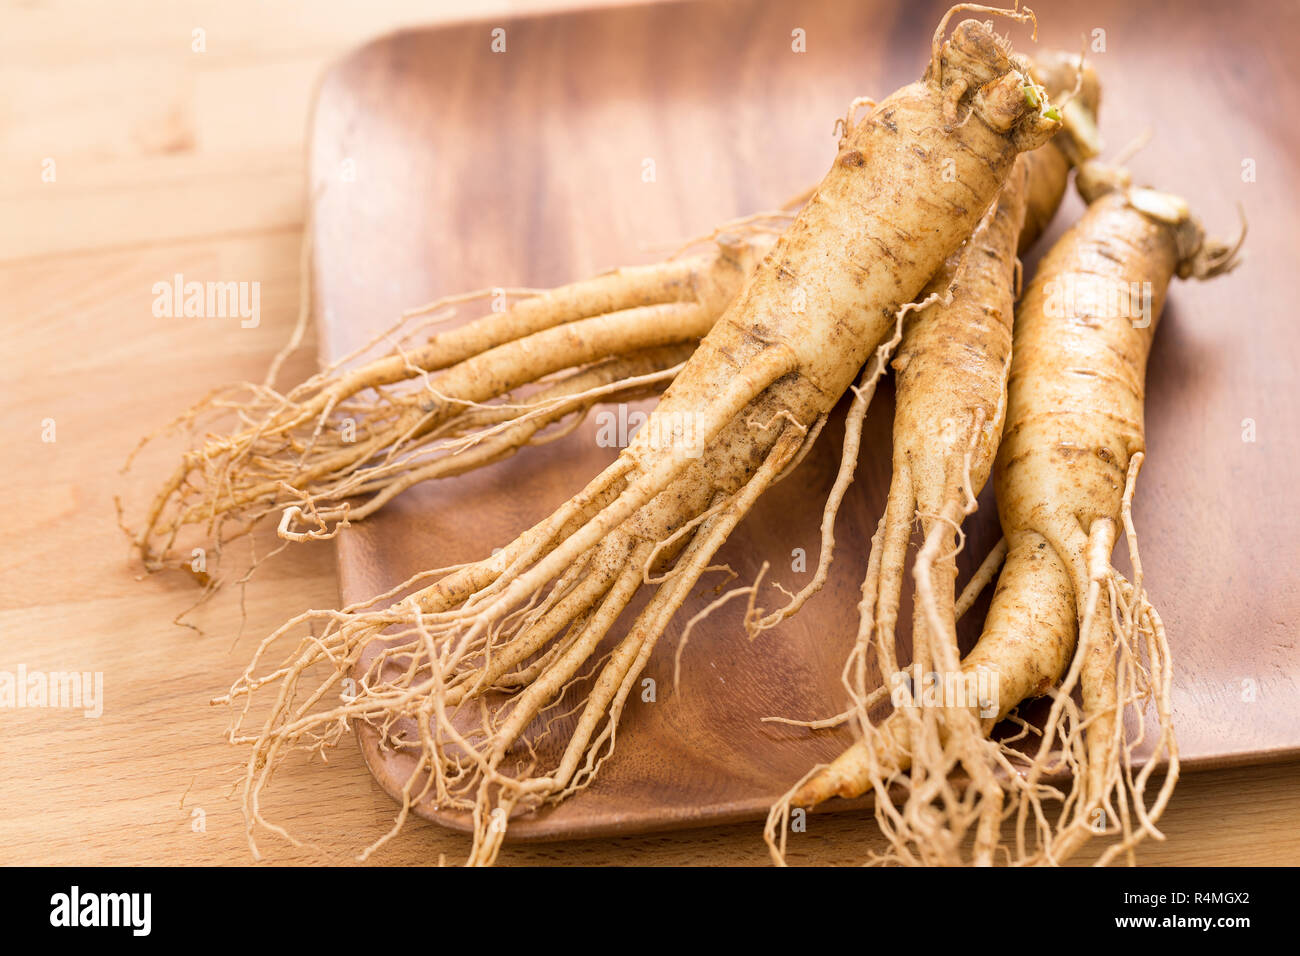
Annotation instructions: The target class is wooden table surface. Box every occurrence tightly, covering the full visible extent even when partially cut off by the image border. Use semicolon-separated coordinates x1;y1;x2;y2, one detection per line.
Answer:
1;0;1296;866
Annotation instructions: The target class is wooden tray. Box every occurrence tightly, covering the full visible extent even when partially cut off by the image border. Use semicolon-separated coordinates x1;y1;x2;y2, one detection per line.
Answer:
308;0;1300;841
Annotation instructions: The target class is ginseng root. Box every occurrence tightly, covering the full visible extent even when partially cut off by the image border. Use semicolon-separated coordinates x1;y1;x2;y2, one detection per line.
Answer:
218;8;1060;865
125;232;773;575
765;51;1099;866
773;162;1241;866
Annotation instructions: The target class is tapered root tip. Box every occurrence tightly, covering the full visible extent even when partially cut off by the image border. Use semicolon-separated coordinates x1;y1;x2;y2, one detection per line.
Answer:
792;743;873;806
791;772;839;808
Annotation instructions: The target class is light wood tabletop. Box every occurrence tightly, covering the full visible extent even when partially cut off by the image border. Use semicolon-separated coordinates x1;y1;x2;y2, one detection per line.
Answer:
1;0;1296;866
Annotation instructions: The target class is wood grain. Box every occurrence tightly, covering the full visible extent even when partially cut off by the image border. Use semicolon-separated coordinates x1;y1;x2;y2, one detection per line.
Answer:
312;0;1300;842
0;0;1296;866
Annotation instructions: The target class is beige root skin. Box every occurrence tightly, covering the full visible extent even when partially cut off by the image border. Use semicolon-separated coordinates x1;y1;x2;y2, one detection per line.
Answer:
774;55;1092;814
1017;50;1102;250
774;176;1238;866
767;55;1096;865
125;233;771;575
220;12;1058;866
279;343;697;535
771;157;1030;862
994;181;1232;864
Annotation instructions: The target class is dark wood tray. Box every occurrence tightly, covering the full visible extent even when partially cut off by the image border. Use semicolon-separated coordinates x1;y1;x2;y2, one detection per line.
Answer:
308;0;1300;840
